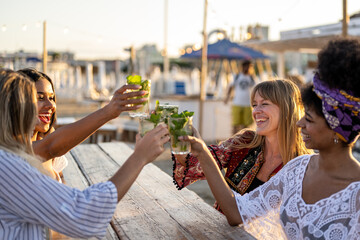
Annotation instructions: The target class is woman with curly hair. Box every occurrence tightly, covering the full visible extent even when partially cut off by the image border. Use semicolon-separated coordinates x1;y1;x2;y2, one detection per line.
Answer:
181;38;360;239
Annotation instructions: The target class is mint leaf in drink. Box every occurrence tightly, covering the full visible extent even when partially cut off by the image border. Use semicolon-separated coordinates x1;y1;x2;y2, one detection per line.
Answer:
126;75;142;85
146;113;161;126
141;79;150;91
141;80;151;100
155;100;160;112
168;110;194;147
182;111;194;117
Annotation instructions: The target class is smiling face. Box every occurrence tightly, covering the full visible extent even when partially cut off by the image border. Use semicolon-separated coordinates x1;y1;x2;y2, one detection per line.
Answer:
34;78;56;134
252;91;280;137
297;106;334;151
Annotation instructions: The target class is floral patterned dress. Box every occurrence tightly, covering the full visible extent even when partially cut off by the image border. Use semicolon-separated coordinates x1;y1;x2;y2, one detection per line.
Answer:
172;133;282;210
235;154;360;239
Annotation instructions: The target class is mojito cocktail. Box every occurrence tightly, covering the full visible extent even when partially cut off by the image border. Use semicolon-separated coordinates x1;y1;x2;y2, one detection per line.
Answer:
155;101;179;123
126;75;151;117
168;111;194;155
139;113;162;137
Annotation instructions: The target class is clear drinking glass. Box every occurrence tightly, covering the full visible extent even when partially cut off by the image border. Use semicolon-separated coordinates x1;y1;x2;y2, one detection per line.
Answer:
157;104;179;123
168;116;193;155
128;80;151;118
139;116;162;137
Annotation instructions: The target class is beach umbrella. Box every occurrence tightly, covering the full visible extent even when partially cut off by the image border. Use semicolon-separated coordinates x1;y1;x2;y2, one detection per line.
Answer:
181;38;268;60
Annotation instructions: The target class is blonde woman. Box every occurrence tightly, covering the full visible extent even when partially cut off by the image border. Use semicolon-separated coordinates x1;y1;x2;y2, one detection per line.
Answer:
173;79;311;211
0;69;169;239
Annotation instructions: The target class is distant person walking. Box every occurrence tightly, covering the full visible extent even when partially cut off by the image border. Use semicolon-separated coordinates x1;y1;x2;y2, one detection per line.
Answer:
225;60;257;134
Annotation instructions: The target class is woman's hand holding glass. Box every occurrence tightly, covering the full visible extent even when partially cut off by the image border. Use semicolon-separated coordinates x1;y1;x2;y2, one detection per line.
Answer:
178;127;211;160
133;123;170;165
104;84;148;119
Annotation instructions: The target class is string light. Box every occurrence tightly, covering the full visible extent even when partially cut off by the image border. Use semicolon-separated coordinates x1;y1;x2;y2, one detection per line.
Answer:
179;49;185;55
1;25;6;32
192;43;201;51
22;24;27;31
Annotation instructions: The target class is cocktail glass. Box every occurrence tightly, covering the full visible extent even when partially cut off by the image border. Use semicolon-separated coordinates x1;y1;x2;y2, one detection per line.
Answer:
139;116;157;137
168;116;193;155
156;103;179;123
127;78;151;118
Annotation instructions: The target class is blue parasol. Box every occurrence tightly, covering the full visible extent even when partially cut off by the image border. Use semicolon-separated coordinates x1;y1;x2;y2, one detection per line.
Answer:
182;38;268;60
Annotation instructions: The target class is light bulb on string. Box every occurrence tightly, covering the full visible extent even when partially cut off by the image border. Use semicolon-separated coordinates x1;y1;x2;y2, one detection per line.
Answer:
1;25;6;32
97;36;103;43
36;21;41;28
22;24;27;31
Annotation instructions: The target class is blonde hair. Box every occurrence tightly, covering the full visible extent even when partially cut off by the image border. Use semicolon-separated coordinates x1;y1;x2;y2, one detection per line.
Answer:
0;69;48;174
222;79;312;164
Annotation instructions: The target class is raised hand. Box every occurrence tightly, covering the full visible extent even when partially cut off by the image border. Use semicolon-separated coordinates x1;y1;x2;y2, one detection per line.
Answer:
133;123;170;164
104;84;148;118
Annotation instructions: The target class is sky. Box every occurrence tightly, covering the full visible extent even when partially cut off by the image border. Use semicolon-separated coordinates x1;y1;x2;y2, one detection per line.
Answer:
1;0;360;60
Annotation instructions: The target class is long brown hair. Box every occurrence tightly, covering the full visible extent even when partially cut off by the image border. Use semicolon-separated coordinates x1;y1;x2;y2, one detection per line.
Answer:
222;79;312;164
17;68;57;136
0;69;48;174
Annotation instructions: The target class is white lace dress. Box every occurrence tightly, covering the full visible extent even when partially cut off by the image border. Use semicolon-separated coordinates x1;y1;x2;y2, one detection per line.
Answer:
234;154;360;240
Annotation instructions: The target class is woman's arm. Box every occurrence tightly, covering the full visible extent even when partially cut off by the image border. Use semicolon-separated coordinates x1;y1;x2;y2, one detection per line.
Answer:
33;84;147;160
109;124;169;202
172;126;233;189
0;124;169;238
181;135;243;225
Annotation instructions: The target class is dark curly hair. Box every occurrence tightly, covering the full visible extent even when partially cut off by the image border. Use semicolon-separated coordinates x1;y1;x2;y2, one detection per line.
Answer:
317;38;360;97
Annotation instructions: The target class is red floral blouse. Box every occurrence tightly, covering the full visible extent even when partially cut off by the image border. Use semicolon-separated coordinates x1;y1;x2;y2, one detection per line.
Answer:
172;134;282;210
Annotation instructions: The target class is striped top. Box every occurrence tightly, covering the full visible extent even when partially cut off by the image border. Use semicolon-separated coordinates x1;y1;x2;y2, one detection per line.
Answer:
0;149;118;240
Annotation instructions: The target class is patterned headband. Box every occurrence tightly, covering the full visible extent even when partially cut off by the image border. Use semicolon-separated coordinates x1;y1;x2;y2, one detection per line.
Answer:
312;73;360;143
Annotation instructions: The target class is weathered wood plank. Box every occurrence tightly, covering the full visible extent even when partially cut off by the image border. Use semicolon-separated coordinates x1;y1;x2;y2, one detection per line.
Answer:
99;142;255;240
70;144;195;239
63;152;90;189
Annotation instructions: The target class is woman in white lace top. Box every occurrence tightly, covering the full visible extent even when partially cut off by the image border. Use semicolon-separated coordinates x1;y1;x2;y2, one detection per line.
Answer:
181;39;360;239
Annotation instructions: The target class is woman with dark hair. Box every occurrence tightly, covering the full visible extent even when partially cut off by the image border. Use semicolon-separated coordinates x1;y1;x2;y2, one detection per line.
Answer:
0;68;169;239
180;38;360;239
18;68;147;181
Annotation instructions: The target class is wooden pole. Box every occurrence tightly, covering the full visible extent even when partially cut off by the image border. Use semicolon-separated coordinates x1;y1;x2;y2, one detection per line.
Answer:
130;46;135;75
277;52;285;78
199;0;208;135
256;59;264;77
230;60;239;74
342;0;348;37
42;21;47;73
163;0;169;94
264;59;273;78
223;59;231;86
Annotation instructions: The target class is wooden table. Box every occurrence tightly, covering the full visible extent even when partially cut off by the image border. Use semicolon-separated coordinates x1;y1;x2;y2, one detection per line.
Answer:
60;142;255;240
